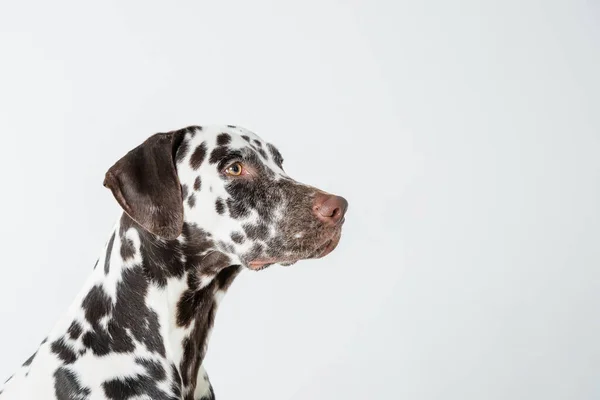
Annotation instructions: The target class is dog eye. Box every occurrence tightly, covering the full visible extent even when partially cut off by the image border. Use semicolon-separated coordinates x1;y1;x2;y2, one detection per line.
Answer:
225;162;244;176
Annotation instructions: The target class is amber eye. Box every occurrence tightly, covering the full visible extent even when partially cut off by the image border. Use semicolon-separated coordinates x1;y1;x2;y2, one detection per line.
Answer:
225;162;244;176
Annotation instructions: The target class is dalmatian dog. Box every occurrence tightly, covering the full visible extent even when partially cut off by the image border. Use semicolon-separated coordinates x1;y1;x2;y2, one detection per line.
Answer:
0;125;348;400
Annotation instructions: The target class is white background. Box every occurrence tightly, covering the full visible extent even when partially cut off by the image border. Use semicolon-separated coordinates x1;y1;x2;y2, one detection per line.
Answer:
1;1;599;399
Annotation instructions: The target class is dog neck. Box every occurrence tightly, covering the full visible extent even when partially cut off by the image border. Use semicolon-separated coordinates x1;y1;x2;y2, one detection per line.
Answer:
49;213;241;397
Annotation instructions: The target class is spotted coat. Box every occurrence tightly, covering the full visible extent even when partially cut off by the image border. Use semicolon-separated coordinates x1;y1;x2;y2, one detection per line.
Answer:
0;125;347;399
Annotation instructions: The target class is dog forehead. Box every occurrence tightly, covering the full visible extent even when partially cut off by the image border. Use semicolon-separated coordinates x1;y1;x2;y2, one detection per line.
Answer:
184;125;284;170
188;125;263;147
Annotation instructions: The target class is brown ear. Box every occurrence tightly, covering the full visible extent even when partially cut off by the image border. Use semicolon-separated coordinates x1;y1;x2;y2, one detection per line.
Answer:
103;131;185;240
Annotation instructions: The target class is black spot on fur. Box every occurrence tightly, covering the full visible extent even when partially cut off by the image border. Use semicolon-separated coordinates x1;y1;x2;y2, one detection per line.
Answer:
120;237;136;260
102;375;172;400
22;350;36;367
175;139;189;164
226;124;236;128
209;146;228;164
54;367;91;400
104;321;134;353
104;232;115;274
255;147;268;159
23;336;49;375
217;133;231;146
136;358;166;381
194;176;202;191
82;286;112;326
170;363;182;399
190;142;207;169
215;198;226;215
68;321;83;340
185;125;202;138
267;143;284;168
82;330;111;356
241;135;251;142
50;338;77;364
253;139;262;147
181;184;189;200
188;194;196;208
102;377;139;399
231;232;245;244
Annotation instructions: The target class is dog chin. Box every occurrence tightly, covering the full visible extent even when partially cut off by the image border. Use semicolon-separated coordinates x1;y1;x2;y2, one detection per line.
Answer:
278;261;297;267
247;229;342;271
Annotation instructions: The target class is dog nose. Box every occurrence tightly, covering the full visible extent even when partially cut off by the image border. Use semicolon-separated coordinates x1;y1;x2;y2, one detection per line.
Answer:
313;194;348;225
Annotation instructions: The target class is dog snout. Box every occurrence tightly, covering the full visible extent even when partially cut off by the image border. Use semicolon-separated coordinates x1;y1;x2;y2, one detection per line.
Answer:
313;194;348;226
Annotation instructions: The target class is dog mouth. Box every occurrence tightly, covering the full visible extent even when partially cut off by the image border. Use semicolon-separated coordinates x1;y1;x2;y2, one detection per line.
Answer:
247;230;342;271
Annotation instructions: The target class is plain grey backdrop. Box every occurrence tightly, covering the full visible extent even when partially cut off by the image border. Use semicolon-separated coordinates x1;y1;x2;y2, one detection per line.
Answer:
1;1;599;399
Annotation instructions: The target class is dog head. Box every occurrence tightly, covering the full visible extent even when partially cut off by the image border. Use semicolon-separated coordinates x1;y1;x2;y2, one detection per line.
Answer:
104;125;348;270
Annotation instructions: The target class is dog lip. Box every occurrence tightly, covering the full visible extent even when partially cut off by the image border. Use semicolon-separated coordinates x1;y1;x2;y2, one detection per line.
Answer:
247;260;275;270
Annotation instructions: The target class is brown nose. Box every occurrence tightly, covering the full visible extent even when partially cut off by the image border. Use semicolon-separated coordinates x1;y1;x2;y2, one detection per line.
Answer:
313;194;348;225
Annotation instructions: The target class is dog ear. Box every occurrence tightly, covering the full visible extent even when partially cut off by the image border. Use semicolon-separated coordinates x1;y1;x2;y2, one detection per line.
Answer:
103;131;185;240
